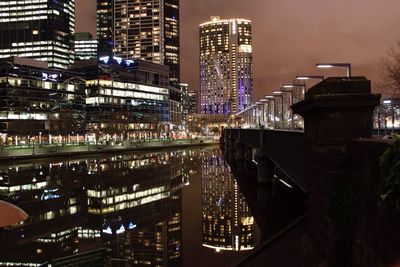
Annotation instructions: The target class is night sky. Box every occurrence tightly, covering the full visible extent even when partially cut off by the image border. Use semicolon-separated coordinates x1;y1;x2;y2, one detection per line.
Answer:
76;0;400;99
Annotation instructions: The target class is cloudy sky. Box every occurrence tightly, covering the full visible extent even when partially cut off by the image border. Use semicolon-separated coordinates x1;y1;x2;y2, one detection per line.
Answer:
76;0;400;99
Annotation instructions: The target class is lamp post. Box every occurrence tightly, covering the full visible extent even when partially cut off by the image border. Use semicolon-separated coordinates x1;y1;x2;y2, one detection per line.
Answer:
265;96;276;129
316;63;352;77
260;99;269;126
282;83;308;129
273;91;284;128
255;101;263;127
295;76;324;97
296;75;324;81
282;83;307;103
251;105;257;127
280;87;294;129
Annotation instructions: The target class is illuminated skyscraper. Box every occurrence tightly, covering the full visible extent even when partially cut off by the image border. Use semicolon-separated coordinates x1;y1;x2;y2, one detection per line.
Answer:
199;17;253;114
201;156;255;252
96;0;180;85
0;0;75;69
97;0;113;57
73;33;98;61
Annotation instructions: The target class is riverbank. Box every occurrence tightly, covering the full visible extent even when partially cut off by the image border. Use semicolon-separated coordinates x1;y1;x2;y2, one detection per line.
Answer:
0;138;219;162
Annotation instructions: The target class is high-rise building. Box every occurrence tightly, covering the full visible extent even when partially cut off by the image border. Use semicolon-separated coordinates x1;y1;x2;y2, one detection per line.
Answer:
73;33;98;61
96;0;180;85
180;83;189;127
70;57;171;140
201;155;255;252
170;87;183;127
0;57;86;145
0;0;75;69
188;88;198;114
199;16;253;115
97;0;113;57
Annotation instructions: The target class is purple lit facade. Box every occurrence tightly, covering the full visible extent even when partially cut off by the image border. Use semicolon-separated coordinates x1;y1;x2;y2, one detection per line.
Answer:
199;17;253;115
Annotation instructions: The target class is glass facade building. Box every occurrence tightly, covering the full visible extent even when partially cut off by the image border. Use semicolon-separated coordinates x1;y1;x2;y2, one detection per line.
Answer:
73;32;98;61
97;0;114;57
96;0;180;86
199;17;253;115
0;0;75;69
0;56;171;144
70;57;171;141
0;57;85;146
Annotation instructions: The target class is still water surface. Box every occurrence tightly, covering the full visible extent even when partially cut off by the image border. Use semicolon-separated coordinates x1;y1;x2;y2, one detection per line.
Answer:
0;146;304;266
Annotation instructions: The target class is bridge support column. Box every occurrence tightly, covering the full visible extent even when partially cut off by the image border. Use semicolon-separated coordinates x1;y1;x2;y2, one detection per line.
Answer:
235;140;247;174
292;77;381;266
254;149;275;184
228;136;237;162
245;146;254;170
235;141;246;161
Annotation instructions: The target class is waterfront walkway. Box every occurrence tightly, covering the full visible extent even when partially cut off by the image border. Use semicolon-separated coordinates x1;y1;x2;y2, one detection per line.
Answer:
0;138;218;162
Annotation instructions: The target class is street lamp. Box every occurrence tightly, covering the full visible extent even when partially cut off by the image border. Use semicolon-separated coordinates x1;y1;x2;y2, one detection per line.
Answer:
265;96;276;128
273;91;284;128
280;86;295;129
256;101;267;127
316;63;352;77
282;83;307;102
251;104;258;127
260;99;269;126
296;75;325;81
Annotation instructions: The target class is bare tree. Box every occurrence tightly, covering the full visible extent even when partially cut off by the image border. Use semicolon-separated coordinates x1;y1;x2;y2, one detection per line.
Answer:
381;42;400;97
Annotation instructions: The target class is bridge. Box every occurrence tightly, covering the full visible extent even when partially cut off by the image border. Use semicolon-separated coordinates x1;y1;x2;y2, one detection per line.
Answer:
221;77;400;266
222;128;305;191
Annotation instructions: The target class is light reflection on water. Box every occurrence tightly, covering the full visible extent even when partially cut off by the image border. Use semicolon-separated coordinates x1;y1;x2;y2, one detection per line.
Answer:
0;147;259;266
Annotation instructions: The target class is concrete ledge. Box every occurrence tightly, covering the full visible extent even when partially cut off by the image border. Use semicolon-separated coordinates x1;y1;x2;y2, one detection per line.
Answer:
0;141;220;163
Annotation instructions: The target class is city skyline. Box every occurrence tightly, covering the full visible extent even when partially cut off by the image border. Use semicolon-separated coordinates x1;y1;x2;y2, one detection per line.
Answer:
76;0;400;99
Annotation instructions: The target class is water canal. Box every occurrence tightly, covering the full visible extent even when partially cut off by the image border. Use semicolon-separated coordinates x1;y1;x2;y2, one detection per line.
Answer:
0;146;305;266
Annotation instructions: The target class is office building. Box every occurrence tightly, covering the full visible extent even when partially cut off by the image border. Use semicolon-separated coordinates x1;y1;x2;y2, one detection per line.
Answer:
0;0;75;69
170;87;183;127
0;57;86;145
73;33;98;61
199;16;253;114
97;0;113;57
180;83;189;127
70;57;171;141
96;0;180;85
188;87;198;114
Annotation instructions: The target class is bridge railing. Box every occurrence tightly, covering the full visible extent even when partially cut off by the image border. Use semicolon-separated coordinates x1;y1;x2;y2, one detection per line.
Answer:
225;128;306;192
261;129;305;191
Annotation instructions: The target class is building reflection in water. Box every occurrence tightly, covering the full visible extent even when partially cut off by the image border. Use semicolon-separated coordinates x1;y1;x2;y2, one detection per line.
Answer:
201;154;255;253
0;151;188;266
